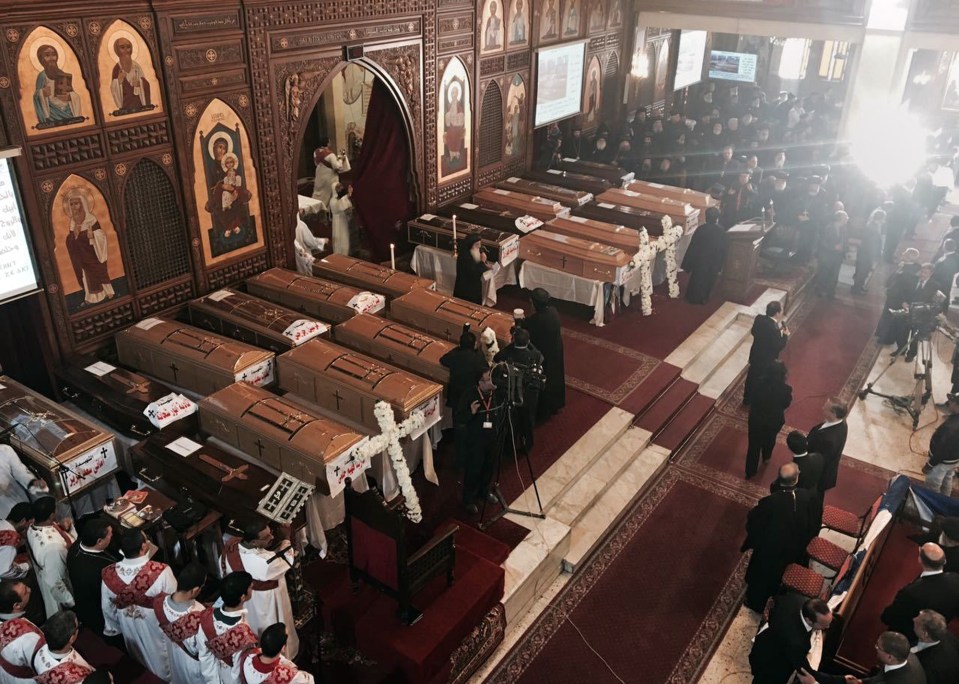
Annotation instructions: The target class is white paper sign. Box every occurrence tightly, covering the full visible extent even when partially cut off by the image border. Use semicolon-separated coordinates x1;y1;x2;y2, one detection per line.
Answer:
460;203;479;209
282;319;327;345
492;188;510;195
135;317;165;330
207;290;234;302
165;436;203;457
547;169;562;175
0;156;39;303
237;358;275;387
506;177;520;182
409;395;442;441
347;291;386;315
515;216;543;233
326;437;373;497
569;215;589;223
420;213;436;221
598;202;616;209
84;361;116;377
144;392;198;428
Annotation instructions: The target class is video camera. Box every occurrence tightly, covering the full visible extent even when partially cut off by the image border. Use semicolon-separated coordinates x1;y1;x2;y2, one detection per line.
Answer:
491;361;547;408
888;302;943;340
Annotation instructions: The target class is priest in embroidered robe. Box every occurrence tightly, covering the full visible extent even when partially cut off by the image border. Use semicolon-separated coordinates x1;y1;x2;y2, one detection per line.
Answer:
101;529;176;681
311;137;350;207
25;497;75;618
0;580;42;684
240;622;315;683
32;610;94;684
0;446;41;521
154;562;206;684
219;518;298;658
197;571;258;684
0;504;33;582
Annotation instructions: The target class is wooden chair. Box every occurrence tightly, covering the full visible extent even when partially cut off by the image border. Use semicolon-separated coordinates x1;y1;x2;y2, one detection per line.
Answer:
344;481;458;625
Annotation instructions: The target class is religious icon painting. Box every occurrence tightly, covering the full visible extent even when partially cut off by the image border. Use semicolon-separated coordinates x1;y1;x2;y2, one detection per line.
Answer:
16;26;95;137
507;0;530;49
588;0;606;34
50;175;129;316
607;0;623;28
504;74;527;159
96;20;162;121
654;38;670;104
437;58;472;184
192;99;264;266
539;0;560;43
480;0;506;55
562;0;582;38
584;55;602;125
942;53;959;112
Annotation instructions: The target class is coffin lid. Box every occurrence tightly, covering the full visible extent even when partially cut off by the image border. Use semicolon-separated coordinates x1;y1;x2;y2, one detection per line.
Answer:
335;314;454;360
191;289;325;335
247;268;360;305
521;230;632;267
317;254;433;289
548;216;635;237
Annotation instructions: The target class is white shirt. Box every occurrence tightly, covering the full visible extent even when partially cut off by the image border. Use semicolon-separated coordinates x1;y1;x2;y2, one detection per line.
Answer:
911;640;939;653
32;645;92;677
919;569;944;578
884;660;907;673
819;420;843;430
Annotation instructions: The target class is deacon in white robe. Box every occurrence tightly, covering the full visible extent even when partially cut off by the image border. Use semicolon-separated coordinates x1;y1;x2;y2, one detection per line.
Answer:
0;504;32;581
240;623;314;683
294;215;328;274
219;520;299;658
153;563;207;684
0;446;38;520
25;498;75;618
31;610;93;684
196;572;257;684
329;185;353;256
311;143;350;206
0;580;43;684
101;529;176;681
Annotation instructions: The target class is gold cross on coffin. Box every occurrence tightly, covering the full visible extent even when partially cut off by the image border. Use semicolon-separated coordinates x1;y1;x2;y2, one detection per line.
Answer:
199;453;249;482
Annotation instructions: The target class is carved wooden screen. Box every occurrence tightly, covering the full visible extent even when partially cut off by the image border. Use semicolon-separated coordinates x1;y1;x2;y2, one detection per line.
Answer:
123;160;192;289
478;81;504;168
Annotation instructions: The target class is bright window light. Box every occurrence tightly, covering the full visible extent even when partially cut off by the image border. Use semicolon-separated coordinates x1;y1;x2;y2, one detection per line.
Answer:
849;103;928;189
778;38;810;81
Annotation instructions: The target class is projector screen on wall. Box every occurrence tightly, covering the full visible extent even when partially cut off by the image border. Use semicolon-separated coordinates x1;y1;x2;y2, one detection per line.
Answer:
708;50;758;83
673;30;708;91
534;41;587;128
0;148;41;305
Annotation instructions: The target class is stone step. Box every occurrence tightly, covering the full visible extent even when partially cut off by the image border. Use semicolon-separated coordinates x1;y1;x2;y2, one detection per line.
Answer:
635;378;698;434
698;334;752;400
681;317;753;386
653;394;714;451
562;444;671;572
501;516;571;625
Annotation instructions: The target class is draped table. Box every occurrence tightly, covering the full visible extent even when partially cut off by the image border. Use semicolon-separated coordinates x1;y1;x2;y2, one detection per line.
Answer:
410;244;517;306
517;260;641;326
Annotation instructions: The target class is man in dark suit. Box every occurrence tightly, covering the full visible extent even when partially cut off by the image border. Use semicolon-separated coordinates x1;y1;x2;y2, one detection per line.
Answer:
799;631;926;683
932;240;959;307
742;463;820;612
748;594;833;683
494;327;544;453
912;609;959;684
905;263;946;361
525;288;565;420
744;300;789;405
66;517;119;639
881;544;959;642
441;330;488;470
771;430;825;493
808;400;848;491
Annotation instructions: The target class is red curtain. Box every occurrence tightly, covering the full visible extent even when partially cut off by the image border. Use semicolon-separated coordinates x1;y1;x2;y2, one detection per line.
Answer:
352;79;414;262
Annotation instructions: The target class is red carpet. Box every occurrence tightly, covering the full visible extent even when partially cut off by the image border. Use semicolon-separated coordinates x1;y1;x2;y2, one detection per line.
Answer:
653;393;715;450
635;378;697;432
561;329;659;404
618;361;681;414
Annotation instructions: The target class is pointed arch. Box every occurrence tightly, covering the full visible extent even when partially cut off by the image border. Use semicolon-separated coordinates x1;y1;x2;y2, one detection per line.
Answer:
505;74;528;159
96;20;163;122
437;57;472;183
603;52;620;121
479;80;504;168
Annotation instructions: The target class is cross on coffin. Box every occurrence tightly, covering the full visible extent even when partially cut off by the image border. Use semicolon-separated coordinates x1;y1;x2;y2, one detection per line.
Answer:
169;362;180;382
100;446;108;459
253;438;266;459
332;389;344;411
560;254;568;268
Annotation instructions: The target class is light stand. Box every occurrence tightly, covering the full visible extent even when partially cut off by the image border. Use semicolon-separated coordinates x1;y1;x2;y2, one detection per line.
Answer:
858;327;937;431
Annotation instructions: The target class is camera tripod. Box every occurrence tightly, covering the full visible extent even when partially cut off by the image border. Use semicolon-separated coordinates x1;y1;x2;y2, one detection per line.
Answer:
858;330;934;430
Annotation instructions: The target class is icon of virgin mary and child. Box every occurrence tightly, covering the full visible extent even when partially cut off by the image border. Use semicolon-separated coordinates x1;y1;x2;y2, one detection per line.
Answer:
202;130;256;257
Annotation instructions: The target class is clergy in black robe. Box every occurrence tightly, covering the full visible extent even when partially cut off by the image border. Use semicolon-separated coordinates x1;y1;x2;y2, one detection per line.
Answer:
744;300;788;404
912;610;959;684
494;327;543;453
66;516;119;637
813;210;847;300
793;178;829;263
881;543;959;642
453;234;491;304
682;207;726;304
526;288;566;420
454;368;502;513
772;431;825;527
741;463;820;612
877;255;920;346
749;593;834;683
746;361;792;479
807;401;848;491
441;330;488;469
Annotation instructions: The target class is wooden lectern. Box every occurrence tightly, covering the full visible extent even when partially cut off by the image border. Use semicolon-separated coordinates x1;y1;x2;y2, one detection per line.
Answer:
721;219;770;303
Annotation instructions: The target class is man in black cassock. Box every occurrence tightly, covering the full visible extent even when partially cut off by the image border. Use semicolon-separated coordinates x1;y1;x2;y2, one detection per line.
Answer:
813;210;847;300
494;327;543;453
807;400;848;491
793;176;829;263
66;517;120;640
454;368;502;515
741;463;819;612
525;288;565;420
682;206;726;305
743;300;789;405
453;234;491;304
441;330;488;469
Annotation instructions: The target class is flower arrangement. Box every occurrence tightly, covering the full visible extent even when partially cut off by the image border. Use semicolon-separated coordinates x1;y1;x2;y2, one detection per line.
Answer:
356;401;425;522
631;216;682;315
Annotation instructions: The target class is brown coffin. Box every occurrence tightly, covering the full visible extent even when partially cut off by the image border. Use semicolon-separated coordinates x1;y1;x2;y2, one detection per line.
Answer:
0;376;119;499
246;268;386;325
555;158;635;185
519;230;632;282
199;382;366;496
390;289;514;345
115;318;275;395
277;338;442;431
494;177;593;208
597;188;700;231
545;216;641;255
472;187;570;222
188;289;330;353
312;254;436;300
406;214;520;267
573;201;671;235
625;180;716;213
333;314;454;385
437;202;543;236
525;169;613;196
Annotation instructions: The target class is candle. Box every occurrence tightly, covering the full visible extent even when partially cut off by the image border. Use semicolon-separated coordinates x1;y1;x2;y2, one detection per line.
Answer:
390;243;396;271
452;214;458;245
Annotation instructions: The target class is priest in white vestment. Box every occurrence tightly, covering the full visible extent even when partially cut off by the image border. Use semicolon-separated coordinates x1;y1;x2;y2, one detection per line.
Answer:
294;214;328;274
0;504;33;581
196;572;258;684
153;563;207;684
31;610;94;684
25;497;75;619
0;580;43;684
0;446;41;520
219;519;299;658
240;622;315;683
101;529;176;681
311;139;350;206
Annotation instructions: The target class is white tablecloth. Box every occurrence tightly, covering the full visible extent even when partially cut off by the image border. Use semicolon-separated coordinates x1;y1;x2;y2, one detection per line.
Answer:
411;244;517;306
518;261;637;326
298;194;326;216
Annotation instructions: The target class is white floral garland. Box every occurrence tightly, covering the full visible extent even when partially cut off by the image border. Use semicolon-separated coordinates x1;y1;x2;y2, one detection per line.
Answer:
631;217;682;315
356;401;425;522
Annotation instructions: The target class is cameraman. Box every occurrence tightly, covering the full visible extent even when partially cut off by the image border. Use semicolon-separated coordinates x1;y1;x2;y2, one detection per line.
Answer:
904;263;943;362
924;393;959;496
455;367;500;515
494;327;544;454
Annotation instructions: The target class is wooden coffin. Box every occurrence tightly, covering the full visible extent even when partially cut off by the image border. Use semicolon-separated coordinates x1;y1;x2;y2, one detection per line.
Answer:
555;158;635;185
189;289;330;353
55;356;193;440
472;187;570;222
597;188;700;231
199;383;367;496
437;202;543;236
115;318;275;395
406;214;520;267
495;177;593;208
390;289;514;345
519;230;632;282
0;376;119;499
333;314;454;385
277;338;443;431
246;268;386;325
312;254;435;300
525;169;613;196
545;216;641;255
573;201;670;235
625;180;716;213
132;433;306;530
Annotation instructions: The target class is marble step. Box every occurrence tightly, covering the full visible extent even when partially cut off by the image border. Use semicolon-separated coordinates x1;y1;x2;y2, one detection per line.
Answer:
635;378;698;433
653;394;714;451
698;334;752;400
681;316;753;386
501;516;571;625
548;426;652;529
562;444;672;572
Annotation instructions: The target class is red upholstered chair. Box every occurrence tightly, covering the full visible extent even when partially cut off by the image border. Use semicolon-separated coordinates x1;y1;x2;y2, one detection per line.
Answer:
781;563;827;599
821;495;882;539
806;537;849;576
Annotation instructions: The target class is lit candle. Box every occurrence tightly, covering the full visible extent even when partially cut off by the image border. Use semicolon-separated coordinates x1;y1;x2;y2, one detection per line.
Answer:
452;214;457;245
390;243;396;271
